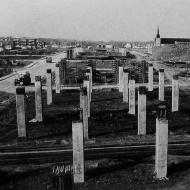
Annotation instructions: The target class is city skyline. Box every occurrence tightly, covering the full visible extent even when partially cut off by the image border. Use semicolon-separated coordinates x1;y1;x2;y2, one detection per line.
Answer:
1;0;190;41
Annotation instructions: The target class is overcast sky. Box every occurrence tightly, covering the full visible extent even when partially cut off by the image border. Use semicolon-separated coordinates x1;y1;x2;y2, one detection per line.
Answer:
1;0;190;41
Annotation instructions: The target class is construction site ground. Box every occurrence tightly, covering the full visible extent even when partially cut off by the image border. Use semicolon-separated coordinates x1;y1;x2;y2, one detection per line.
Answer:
1;57;190;189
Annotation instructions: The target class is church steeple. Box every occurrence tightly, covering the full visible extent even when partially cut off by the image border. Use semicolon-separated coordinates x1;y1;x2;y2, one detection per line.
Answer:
156;27;160;38
155;27;161;46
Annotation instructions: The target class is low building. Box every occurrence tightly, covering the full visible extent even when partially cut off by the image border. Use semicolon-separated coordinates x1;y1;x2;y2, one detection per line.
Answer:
124;43;132;49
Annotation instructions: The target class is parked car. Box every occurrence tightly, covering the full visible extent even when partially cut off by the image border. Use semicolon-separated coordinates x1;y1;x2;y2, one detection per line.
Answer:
46;57;52;63
14;71;31;86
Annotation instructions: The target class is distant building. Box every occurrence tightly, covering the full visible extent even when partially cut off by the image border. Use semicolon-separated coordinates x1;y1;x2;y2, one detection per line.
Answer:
0;37;47;53
153;28;190;60
124;43;132;49
97;44;106;49
105;44;114;49
96;44;107;54
119;48;127;56
67;48;74;59
155;27;190;46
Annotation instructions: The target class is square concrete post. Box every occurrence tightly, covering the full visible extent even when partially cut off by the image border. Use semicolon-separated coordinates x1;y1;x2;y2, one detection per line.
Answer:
87;65;93;93
80;87;89;140
60;59;67;85
155;105;168;179
72;121;84;184
148;63;153;91
16;87;26;138
46;69;52;105
159;69;164;101
55;63;61;93
80;89;84;119
172;76;179;112
119;66;124;92
83;75;90;117
35;76;43;122
85;70;91;101
138;86;147;135
129;79;136;115
123;69;129;102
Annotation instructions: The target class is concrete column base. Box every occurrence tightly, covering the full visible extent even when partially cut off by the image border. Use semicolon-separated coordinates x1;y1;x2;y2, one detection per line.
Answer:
46;69;53;105
119;66;124;92
155;105;168;179
172;77;179;112
159;69;165;101
148;64;153;91
16;87;26;138
123;69;129;103
55;63;61;94
138;87;146;135
128;80;136;115
72;121;84;184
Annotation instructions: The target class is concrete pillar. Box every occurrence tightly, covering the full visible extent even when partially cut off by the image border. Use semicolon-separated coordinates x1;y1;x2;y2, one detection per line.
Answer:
80;87;88;140
128;79;136;115
138;86;146;135
16;87;26;138
155;105;168;179
72;121;84;184
119;66;124;92
87;64;93;93
159;69;164;101
148;63;153;91
123;69;129;102
35;76;43;122
62;59;67;85
59;59;66;85
80;89;84;119
55;63;61;93
112;60;119;83
46;69;52;105
86;70;91;101
172;76;179;112
83;76;90;117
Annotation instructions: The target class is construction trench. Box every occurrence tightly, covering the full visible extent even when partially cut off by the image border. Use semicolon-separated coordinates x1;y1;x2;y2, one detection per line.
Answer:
1;59;190;189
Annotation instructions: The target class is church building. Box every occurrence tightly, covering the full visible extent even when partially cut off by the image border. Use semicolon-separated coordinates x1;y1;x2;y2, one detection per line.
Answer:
154;28;190;46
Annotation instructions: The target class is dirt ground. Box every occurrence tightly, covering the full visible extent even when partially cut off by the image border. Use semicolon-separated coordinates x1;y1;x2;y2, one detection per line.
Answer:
1;64;190;189
1;155;190;190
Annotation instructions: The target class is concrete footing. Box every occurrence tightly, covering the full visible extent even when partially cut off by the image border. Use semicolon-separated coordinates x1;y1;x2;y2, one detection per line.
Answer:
35;76;43;122
72;121;84;184
119;66;124;92
55;63;61;93
155;105;168;179
16;87;26;138
129;79;136;115
148;63;153;91
46;69;52;105
159;69;164;101
138;86;146;135
123;69;129;102
172;76;179;112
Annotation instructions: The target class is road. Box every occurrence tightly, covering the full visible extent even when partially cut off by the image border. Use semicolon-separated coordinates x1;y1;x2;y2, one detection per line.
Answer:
0;52;66;94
